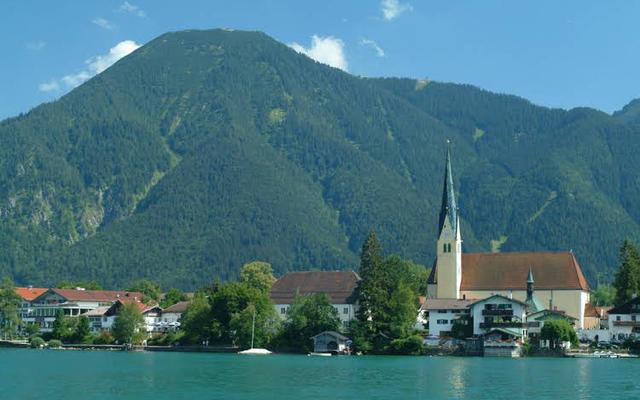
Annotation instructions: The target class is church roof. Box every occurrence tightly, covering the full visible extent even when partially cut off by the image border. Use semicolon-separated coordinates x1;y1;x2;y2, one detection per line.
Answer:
438;147;457;236
428;251;590;291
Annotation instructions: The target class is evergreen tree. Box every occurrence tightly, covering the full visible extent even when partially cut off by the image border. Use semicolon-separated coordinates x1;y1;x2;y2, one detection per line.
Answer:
74;315;91;343
356;230;383;330
614;240;640;306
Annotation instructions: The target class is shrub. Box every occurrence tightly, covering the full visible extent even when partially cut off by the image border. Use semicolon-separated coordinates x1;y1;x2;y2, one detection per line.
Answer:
30;337;45;348
48;339;63;349
93;331;115;345
388;335;425;355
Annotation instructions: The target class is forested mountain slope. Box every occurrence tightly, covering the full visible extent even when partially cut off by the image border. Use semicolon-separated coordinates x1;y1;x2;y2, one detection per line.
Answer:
1;29;638;288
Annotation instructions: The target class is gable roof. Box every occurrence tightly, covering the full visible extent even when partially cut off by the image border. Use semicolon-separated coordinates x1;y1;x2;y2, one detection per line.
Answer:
528;309;577;321
608;297;640;315
429;251;590;291
270;271;360;304
462;252;589;291
15;287;48;301
468;294;528;308
162;301;189;314
311;331;350;341
422;298;475;311
33;288;145;303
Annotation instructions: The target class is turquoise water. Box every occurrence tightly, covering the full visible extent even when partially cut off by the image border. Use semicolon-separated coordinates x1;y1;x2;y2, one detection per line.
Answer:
1;349;639;399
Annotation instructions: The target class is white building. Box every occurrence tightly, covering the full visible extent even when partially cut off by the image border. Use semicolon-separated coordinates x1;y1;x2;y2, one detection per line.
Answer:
608;297;640;342
469;294;528;338
422;298;474;337
270;271;360;330
21;288;144;332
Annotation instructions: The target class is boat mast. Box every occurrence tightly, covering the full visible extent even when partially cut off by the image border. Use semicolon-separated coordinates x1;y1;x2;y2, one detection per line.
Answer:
250;308;256;349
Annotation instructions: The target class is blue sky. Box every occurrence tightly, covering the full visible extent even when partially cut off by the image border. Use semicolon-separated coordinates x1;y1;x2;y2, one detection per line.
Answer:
2;0;639;120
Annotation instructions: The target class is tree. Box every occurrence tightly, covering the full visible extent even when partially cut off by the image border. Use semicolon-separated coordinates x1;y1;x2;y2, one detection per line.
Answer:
0;277;21;339
591;284;616;306
210;282;276;344
277;293;341;352
112;303;145;345
160;288;188;308
52;309;77;342
181;293;212;344
356;230;384;329
229;301;279;349
541;320;578;349
613;240;640;306
127;279;162;303
74;315;91;343
239;261;276;293
57;280;103;290
387;283;418;338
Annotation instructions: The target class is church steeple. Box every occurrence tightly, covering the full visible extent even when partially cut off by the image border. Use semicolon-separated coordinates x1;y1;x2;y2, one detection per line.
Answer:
526;267;535;302
438;144;457;236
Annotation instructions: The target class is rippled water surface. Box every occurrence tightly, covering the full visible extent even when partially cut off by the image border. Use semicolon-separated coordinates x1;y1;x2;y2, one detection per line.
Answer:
1;349;639;399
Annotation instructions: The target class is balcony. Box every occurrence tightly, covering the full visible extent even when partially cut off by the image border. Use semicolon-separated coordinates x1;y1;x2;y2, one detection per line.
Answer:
482;309;514;316
613;320;640;327
480;322;525;329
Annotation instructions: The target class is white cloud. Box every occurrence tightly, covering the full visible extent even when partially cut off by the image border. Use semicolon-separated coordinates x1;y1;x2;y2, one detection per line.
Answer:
119;1;146;17
39;40;141;92
290;35;348;71
26;41;46;51
92;17;115;30
381;0;413;21
38;80;60;93
360;38;385;57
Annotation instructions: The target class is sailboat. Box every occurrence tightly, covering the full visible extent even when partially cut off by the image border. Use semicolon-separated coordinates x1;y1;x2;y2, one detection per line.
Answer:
238;308;272;355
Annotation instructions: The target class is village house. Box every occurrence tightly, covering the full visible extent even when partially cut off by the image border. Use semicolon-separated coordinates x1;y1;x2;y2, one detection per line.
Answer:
421;298;473;337
426;148;592;328
607;297;640;342
20;288;144;332
469;294;529;338
270;271;360;330
161;301;189;330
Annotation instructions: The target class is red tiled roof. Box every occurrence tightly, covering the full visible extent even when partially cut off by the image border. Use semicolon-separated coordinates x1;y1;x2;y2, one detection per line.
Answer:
459;252;590;291
47;288;144;303
270;271;360;304
15;287;48;301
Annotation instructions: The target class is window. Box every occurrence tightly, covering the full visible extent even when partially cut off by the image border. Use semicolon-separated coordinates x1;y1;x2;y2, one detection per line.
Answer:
280;307;287;314
633;316;637;322
443;243;448;253
448;244;452;252
437;319;448;324
343;307;349;315
438;310;447;313
616;316;621;321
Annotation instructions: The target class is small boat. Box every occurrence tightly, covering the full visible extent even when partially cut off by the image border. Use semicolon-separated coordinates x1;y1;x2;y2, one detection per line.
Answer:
237;309;272;355
308;352;332;357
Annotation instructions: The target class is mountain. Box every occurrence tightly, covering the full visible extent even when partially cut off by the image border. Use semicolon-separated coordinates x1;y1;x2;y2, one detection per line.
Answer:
1;29;639;289
614;98;640;126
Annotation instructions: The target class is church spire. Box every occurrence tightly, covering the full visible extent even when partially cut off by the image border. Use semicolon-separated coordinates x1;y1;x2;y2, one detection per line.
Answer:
438;143;457;236
527;267;535;301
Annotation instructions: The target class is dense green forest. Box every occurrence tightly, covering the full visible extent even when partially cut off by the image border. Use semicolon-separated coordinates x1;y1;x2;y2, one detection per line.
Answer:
0;29;639;289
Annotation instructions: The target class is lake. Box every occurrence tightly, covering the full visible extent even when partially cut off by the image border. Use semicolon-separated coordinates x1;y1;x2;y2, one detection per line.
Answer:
1;349;639;399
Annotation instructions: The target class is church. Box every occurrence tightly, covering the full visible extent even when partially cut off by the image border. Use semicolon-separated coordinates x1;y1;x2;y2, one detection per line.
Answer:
426;148;591;328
